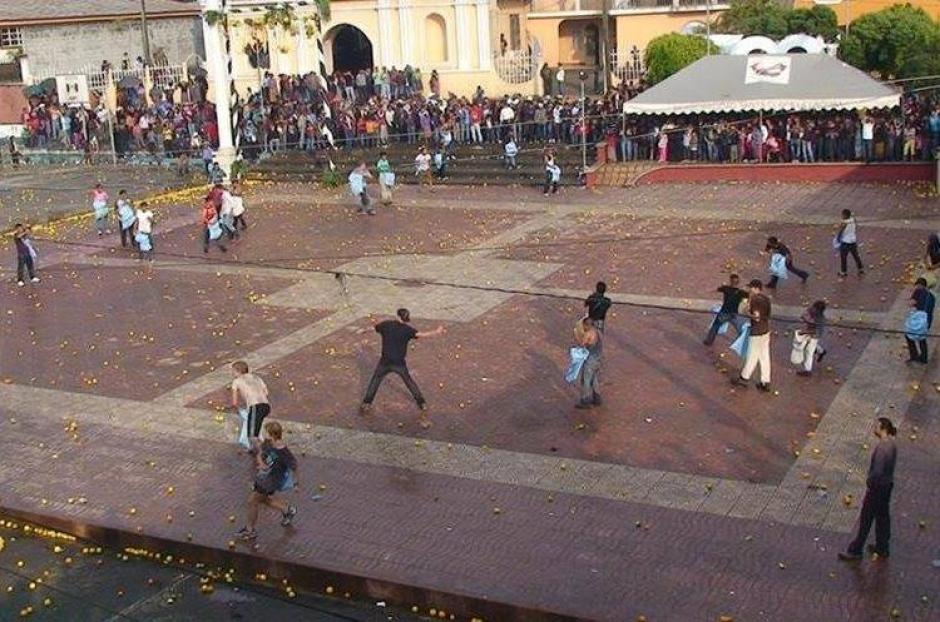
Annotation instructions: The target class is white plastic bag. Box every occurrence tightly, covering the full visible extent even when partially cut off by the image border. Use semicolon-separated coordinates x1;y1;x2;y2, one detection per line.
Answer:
769;253;788;280
237;408;250;449
790;331;810;365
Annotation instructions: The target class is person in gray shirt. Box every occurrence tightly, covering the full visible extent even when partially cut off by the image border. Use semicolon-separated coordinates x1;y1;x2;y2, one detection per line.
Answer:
839;417;898;561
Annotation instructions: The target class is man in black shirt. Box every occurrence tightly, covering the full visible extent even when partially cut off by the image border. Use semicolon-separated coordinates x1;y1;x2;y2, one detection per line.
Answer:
360;308;445;412
703;273;747;345
584;281;612;332
765;236;809;289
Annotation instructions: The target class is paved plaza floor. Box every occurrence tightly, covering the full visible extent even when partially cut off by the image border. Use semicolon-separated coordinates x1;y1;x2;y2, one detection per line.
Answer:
1;180;939;620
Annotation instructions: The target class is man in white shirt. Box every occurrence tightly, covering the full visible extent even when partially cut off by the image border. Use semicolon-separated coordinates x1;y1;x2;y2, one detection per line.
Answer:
135;202;154;243
231;361;271;445
230;189;247;231
414;146;432;188
499;103;515;141
837;208;864;277
220;187;237;239
554;67;565;97
861;117;875;162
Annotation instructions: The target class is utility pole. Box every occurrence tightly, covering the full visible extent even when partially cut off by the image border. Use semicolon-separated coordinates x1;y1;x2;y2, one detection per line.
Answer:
579;70;587;173
140;0;152;64
705;0;711;55
600;0;611;94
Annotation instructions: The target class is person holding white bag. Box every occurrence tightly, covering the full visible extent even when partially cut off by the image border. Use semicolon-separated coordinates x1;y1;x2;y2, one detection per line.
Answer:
732;279;772;392
574;316;603;409
765;236;809;289
230;186;248;232
793;300;827;377
376;151;395;206
231;361;272;449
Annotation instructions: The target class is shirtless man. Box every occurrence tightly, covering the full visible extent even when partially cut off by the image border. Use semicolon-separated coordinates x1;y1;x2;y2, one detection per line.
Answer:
231;361;271;444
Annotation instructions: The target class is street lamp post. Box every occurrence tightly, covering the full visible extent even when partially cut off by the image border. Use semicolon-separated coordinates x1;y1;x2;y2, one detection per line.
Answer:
140;0;152;64
705;0;711;55
579;70;587;174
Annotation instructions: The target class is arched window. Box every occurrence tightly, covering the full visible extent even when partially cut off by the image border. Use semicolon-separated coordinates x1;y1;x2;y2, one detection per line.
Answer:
425;14;448;63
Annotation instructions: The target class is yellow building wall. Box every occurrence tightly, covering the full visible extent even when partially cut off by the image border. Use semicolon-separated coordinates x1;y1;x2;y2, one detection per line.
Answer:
527;19;564;65
528;10;713;68
437;70;539;97
792;0;940;23
613;11;713;52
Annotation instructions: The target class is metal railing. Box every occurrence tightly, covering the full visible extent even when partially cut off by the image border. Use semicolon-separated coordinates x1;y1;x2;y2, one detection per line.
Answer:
529;0;604;12
532;0;725;10
39;63;191;93
609;48;646;83
493;50;539;84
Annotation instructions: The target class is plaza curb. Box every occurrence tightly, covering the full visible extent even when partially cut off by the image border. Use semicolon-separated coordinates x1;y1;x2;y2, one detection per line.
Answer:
0;504;582;622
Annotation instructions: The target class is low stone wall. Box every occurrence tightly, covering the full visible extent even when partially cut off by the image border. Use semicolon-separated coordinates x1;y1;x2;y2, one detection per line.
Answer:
632;162;936;185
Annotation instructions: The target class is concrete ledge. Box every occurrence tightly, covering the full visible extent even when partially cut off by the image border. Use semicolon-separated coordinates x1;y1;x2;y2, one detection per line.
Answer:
634;162;936;185
0;504;576;622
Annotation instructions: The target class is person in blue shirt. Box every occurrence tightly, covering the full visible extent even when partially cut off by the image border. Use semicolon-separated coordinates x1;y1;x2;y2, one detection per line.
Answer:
907;277;935;364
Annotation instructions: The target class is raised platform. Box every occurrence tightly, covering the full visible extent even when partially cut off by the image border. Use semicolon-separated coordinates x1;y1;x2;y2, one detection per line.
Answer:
631;161;937;185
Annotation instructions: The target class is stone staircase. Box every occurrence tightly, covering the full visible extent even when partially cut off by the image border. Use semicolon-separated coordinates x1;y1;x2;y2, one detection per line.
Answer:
249;141;592;187
593;160;663;187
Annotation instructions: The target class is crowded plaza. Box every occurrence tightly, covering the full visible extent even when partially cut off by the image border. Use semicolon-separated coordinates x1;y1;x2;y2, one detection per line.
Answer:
2;0;940;620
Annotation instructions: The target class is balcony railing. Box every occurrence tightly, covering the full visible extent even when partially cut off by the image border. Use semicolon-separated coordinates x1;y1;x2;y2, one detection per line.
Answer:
530;0;725;12
609;48;646;83
529;0;604;13
493;50;539;84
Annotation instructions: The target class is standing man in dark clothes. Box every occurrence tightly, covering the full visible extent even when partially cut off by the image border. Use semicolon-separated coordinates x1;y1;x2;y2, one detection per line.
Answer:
584;281;612;332
839;417;898;561
704;273;748;345
731;279;772;392
360;308;445;413
765;236;809;288
12;224;39;287
907;277;935;364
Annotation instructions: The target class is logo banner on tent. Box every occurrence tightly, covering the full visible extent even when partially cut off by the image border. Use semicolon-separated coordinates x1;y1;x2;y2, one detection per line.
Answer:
745;56;791;85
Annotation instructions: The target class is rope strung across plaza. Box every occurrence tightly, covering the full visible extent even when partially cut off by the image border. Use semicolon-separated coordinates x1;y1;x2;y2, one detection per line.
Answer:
31;235;940;339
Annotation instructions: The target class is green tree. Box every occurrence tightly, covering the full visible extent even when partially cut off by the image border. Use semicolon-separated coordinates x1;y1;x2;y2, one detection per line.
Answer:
785;6;839;40
838;4;940;78
715;0;789;39
643;33;709;85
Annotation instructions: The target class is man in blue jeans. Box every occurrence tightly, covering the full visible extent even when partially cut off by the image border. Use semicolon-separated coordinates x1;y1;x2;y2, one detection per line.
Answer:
704;273;747;345
765;236;809;288
360;308;445;414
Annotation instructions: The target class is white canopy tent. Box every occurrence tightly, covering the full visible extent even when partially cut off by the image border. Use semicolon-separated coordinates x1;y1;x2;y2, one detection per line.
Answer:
622;54;900;115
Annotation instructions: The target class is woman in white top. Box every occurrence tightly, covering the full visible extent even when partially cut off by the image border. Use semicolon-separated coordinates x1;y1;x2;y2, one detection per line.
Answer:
230;189;247;231
837;208;864;277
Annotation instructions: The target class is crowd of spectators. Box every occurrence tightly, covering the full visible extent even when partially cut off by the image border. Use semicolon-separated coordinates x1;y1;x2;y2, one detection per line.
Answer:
13;65;940;168
611;94;940;164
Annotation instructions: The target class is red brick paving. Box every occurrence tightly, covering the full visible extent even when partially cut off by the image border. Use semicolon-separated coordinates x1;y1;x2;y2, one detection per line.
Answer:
192;296;869;484
144;199;529;270
0;264;320;400
503;216;924;312
636;162;936;184
1;408;937;622
3;180;939;621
